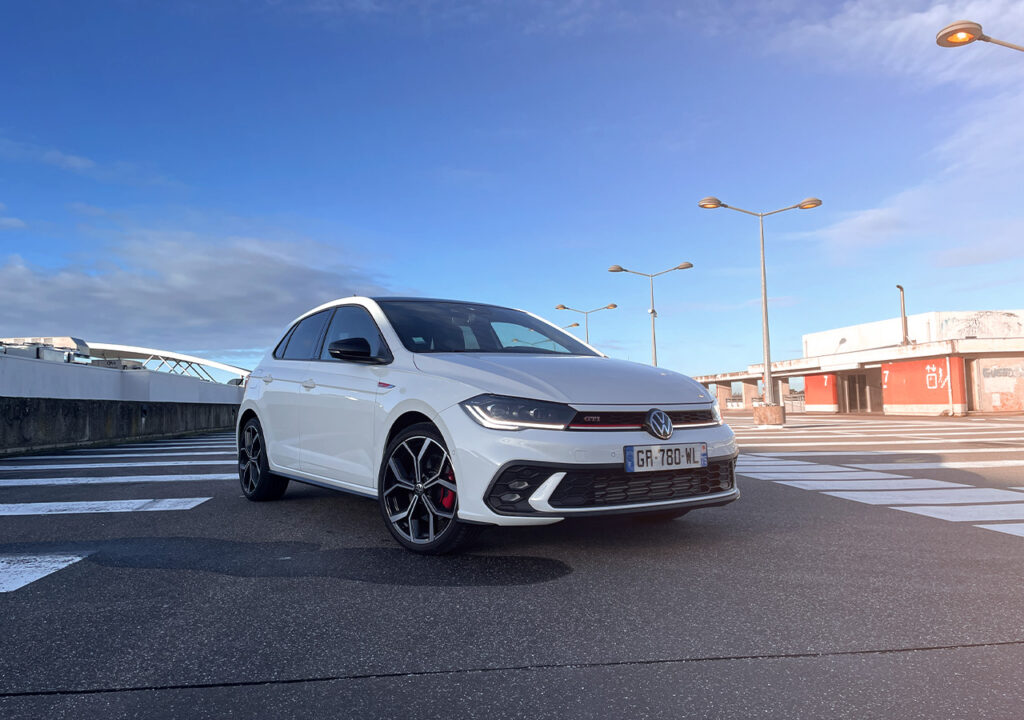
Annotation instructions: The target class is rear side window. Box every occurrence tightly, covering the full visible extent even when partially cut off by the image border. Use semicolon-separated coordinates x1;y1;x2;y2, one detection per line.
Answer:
320;306;391;360
281;310;330;360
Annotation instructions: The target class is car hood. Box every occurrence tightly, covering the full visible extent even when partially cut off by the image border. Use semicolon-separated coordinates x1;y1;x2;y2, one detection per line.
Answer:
412;353;711;406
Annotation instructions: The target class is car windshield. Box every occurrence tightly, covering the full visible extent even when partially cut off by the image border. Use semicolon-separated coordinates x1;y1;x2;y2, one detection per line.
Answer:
377;300;599;356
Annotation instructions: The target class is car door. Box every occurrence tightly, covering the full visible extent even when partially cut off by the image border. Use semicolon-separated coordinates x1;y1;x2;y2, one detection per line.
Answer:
300;305;389;489
260;310;330;473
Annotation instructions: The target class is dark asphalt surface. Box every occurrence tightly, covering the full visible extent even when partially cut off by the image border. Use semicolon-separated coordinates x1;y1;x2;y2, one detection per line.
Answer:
2;417;1024;718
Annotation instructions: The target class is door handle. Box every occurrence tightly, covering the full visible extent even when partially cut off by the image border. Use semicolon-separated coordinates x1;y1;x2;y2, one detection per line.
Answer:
262;375;274;384
302;378;316;390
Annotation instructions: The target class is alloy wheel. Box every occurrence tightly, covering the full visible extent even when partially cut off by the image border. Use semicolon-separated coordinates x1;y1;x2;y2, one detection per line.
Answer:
239;424;262;494
381;436;458;544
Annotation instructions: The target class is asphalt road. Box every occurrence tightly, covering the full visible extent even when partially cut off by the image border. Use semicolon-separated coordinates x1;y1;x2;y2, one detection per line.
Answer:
2;414;1024;718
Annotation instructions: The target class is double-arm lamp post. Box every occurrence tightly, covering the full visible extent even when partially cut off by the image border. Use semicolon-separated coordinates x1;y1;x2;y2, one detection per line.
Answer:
554;303;616;344
698;196;821;408
608;263;692;367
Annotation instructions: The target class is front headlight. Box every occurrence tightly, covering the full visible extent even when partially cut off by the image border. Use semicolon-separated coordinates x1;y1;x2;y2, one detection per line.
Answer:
460;394;575;431
711;398;723;424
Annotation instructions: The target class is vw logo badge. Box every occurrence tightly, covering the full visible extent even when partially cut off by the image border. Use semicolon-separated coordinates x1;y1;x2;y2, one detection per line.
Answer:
644;409;673;440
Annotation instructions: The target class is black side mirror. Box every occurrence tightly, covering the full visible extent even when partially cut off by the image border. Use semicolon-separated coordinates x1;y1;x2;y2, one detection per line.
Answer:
328;337;375;362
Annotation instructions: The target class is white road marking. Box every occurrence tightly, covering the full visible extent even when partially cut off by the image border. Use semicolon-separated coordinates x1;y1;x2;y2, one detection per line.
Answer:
751;448;1024;457
0;555;89;592
895;504;1024;522
0;474;236;487
777;479;968;491
0;461;235;471
70;443;234;453
823;488;1024;505
742;471;908;480
974;523;1024;538
736;437;1024;447
0;498;212;515
851;460;1024;471
3;451;234;462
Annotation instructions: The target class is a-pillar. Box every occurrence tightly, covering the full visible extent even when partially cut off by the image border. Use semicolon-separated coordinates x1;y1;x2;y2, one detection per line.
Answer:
741;379;759;409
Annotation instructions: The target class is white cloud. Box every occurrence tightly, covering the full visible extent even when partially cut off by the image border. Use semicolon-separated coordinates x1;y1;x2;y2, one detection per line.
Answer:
773;0;1024;89
0;137;178;187
0;217;26;229
777;1;1024;269
0;234;393;355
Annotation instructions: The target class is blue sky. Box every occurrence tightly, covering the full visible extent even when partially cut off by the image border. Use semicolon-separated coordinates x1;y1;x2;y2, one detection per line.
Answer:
2;0;1023;377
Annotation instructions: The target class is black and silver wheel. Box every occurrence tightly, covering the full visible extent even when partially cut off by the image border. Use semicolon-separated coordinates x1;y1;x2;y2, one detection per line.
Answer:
238;417;289;501
378;423;479;554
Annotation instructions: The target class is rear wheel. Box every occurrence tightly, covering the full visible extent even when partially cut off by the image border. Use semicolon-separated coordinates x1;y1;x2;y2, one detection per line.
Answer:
238;417;289;501
378;423;479;554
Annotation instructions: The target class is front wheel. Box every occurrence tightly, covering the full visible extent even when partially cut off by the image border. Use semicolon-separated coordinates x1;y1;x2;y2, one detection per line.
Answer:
378;423;479;554
238;417;289;501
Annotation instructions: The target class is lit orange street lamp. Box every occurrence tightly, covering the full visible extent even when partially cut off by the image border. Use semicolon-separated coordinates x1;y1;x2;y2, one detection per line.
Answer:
936;20;1024;52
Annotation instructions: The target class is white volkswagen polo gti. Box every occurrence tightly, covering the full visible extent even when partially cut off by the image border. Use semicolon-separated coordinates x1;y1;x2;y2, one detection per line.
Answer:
237;297;739;553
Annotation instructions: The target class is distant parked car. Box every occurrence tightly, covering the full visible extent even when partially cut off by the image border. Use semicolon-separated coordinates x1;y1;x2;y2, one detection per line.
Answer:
237;297;739;553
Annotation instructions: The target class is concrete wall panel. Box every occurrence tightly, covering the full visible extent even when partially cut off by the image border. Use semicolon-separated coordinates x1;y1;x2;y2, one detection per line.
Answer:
804;373;838;413
882;357;966;415
0;397;238;456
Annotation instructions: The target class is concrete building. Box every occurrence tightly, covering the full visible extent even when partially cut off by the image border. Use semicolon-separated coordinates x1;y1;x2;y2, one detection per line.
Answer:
696;310;1024;416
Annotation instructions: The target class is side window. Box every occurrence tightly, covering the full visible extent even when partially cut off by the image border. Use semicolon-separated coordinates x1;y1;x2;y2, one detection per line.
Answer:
272;326;295;359
320;306;390;360
281;310;330;360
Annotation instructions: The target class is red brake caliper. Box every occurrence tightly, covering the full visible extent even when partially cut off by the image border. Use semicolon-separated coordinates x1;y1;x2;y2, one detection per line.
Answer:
440;467;456;510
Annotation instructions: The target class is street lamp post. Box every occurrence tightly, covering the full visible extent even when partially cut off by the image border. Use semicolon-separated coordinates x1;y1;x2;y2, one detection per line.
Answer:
896;285;909;346
698;196;821;417
936;20;1024;52
555;303;617;344
608;263;693;367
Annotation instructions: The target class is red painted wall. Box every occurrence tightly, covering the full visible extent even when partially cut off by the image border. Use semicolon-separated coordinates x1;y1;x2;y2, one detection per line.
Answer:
882;357;965;407
805;373;838;405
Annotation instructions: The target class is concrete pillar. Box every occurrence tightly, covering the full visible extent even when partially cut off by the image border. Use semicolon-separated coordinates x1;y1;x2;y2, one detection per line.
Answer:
714;382;731;407
778;378;790;399
741;380;759;409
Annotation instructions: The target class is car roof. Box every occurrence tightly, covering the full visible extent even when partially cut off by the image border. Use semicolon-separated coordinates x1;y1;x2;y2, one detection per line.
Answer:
371;296;506;308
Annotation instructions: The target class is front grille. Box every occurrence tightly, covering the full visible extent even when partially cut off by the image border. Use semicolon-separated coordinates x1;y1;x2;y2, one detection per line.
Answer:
567;409;715;430
547;459;734;509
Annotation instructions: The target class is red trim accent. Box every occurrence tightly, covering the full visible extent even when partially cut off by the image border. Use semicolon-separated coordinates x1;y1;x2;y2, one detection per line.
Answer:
568;424;642;429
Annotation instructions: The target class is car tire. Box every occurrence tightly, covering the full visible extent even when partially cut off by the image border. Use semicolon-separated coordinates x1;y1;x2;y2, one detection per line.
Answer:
238;417;289;501
378;422;480;555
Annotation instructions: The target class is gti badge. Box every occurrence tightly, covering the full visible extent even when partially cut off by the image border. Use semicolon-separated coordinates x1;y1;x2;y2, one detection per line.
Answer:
643;409;673;440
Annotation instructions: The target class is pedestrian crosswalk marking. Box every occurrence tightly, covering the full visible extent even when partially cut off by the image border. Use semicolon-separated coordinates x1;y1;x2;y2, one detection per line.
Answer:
0;498;212;516
896;504;1024;522
742;471;908;480
777;479;967;491
0;461;236;471
850;460;1024;471
0;555;89;592
973;523;1024;538
0;474;236;487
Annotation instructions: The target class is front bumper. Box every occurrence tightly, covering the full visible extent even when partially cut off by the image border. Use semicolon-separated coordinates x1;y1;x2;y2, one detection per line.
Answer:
437;404;739;526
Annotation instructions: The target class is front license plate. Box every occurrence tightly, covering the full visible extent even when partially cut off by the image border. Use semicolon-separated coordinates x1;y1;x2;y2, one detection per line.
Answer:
625;443;707;473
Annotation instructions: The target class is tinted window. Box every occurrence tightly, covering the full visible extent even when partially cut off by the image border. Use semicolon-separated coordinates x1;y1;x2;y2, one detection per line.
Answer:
272;325;295;359
377;300;597;356
320;306;390;360
281;310;330;360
